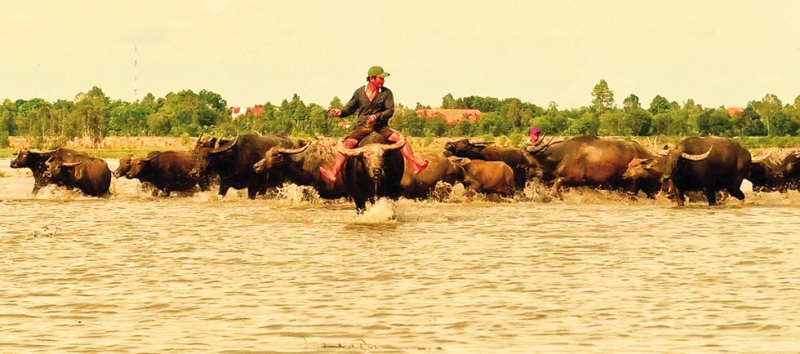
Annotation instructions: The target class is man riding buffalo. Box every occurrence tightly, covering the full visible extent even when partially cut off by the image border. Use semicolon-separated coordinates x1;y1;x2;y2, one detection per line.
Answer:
319;66;428;183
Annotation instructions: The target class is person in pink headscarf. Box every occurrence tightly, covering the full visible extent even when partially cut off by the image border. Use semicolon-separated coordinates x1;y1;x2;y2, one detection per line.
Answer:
520;127;544;148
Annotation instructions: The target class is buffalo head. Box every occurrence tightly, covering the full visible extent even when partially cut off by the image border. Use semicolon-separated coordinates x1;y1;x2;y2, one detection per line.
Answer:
114;155;134;178
338;137;405;179
444;139;490;159
253;144;310;174
44;158;82;183
10;148;56;169
777;151;800;178
192;135;239;177
661;146;713;183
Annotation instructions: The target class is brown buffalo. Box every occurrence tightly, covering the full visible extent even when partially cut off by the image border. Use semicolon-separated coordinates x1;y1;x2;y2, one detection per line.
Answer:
660;136;750;206
113;151;161;178
449;157;515;197
126;151;205;196
192;133;296;199
400;152;464;199
44;156;112;197
253;138;347;200
749;149;800;192
525;135;653;195
10;148;84;194
444;138;533;188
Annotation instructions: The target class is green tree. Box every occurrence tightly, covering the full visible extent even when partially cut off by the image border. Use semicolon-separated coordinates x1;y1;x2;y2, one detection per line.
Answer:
621;108;652;135
598;111;623;135
706;108;732;136
568;112;600;135
767;111;796;136
591;79;615;114
424;115;447;136
329;96;343;110
442;93;457;109
447;119;474;137
622;94;641;112
648;95;671;115
752;94;782;136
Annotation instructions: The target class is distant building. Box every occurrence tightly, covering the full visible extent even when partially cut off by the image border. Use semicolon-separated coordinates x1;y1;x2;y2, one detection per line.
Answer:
415;108;482;124
726;106;744;116
231;106;265;120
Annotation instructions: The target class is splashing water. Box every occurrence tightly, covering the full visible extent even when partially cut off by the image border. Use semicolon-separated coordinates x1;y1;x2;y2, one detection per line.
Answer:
276;182;322;205
351;198;396;223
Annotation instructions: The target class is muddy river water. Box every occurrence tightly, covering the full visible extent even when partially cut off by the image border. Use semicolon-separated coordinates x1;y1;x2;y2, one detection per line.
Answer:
0;159;798;353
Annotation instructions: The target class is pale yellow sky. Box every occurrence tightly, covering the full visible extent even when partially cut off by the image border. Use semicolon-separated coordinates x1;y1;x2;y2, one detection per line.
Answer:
2;0;799;109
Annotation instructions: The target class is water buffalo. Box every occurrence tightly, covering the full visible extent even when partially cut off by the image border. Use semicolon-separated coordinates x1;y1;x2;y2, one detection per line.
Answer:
777;150;800;181
524;135;654;195
449;157;515;197
338;132;405;213
192;133;296;199
252;138;347;200
113;151;161;178
444;139;533;189
10;148;84;194
661;136;751;206
749;149;800;192
622;156;671;198
126;151;205;196
400;152;464;199
43;156;112;197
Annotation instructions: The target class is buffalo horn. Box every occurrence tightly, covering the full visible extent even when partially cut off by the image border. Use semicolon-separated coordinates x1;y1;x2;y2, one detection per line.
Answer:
142;152;162;161
337;140;365;157
212;134;239;153
31;148;57;154
59;161;83;167
750;149;772;163
680;146;713;161
277;143;311;155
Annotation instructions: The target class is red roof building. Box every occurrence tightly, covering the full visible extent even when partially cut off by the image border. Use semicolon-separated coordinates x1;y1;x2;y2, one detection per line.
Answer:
415;108;482;124
726;106;744;116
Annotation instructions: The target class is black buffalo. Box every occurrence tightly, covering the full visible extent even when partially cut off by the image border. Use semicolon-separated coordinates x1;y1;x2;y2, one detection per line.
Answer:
192;133;296;199
253;138;347;200
126;151;206;196
661;136;751;206
524;135;654;195
444;139;533;188
10;148;84;194
338;133;405;213
44;155;112;197
749;150;800;192
777;150;800;182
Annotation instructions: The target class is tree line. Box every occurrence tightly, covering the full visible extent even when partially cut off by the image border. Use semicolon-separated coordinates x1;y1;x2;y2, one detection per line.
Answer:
2;80;800;149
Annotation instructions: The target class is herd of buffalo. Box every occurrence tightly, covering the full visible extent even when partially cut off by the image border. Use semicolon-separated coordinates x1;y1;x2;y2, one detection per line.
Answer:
8;132;800;212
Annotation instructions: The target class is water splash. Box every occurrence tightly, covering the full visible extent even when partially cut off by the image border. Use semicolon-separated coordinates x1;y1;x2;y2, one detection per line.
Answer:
33;185;92;200
276;183;322;205
351;198;396;223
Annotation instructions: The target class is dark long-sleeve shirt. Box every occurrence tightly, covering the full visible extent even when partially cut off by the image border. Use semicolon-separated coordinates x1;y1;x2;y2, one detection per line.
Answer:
339;86;395;126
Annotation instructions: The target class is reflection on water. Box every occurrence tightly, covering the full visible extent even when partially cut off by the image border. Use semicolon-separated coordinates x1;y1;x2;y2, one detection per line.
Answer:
1;159;799;353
